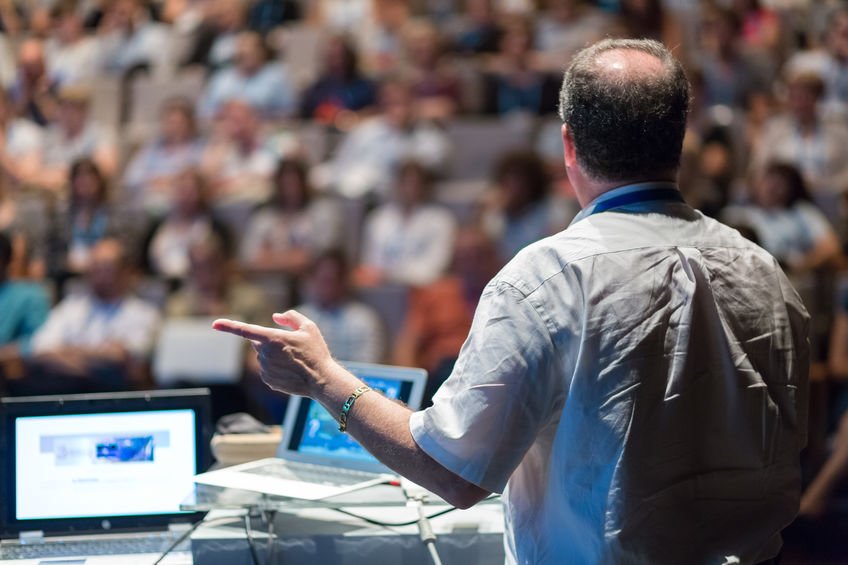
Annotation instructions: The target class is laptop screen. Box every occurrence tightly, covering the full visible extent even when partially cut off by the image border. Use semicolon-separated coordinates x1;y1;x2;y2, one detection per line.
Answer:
1;389;211;537
289;376;413;464
282;363;426;468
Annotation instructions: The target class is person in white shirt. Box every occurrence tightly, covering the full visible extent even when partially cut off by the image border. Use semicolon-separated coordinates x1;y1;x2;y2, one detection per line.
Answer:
24;238;160;394
214;39;808;564
356;160;456;287
97;0;172;77
298;249;384;364
315;78;451;199
197;31;295;122
45;1;99;87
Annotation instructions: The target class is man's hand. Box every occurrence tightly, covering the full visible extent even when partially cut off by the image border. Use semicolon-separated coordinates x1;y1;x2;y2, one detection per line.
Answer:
212;310;338;397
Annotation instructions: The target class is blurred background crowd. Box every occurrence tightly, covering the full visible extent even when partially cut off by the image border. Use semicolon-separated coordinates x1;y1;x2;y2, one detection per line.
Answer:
1;0;848;555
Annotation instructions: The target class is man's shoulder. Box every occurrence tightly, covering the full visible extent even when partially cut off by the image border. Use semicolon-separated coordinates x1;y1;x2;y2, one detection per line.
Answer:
495;210;775;294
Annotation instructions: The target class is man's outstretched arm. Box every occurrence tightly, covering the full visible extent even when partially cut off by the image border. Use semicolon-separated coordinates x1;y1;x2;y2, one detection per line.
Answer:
213;311;491;509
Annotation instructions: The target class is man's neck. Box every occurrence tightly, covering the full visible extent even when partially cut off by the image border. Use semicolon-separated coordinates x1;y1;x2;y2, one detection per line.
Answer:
576;177;676;208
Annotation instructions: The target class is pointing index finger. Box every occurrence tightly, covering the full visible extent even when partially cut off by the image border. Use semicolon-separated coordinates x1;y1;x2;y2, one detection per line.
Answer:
212;318;276;343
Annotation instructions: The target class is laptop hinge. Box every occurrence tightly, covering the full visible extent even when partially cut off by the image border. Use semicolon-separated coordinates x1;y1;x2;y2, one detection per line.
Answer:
168;523;192;534
19;530;44;544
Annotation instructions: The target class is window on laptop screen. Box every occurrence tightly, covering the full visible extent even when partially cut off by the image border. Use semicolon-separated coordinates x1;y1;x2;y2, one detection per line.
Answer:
15;409;197;521
289;376;413;464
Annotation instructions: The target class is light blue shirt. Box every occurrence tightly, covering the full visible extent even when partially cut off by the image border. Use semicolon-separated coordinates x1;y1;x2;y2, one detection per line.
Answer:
199;64;296;121
411;200;808;563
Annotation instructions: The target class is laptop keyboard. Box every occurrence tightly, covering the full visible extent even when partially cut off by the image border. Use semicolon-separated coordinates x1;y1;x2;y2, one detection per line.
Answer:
1;532;190;560
244;460;388;487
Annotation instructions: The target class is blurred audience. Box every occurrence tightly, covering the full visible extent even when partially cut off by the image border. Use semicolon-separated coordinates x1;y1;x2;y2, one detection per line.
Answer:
0;231;49;380
240;157;343;278
123;97;203;213
394;225;501;403
315;78;450;198
198;31;295;122
48;158;117;278
297;249;384;363
753;72;848;218
357;160;456;287
20;238;160;394
97;0;171;77
37;85;118;190
46;0;99;88
448;0;501;55
481;18;559;116
199;99;280;207
9;38;53;126
484;150;565;262
141;168;230;283
721;162;840;274
299;35;377;123
401;21;462;120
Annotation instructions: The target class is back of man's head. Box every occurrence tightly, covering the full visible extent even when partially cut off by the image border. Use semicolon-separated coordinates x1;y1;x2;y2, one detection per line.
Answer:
559;39;689;183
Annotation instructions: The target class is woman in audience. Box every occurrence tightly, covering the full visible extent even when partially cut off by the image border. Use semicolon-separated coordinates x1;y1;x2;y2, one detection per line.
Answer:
483;150;565;262
141;168;231;284
240;157;343;278
123;97;204;213
356;160;456;287
721;162;840;273
49;158;117;278
299;35;377;123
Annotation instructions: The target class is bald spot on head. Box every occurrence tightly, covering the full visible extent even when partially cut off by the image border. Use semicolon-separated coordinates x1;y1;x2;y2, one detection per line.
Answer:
591;48;668;84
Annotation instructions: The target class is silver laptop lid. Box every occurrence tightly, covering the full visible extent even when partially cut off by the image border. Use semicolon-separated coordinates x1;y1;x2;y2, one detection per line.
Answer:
277;362;427;473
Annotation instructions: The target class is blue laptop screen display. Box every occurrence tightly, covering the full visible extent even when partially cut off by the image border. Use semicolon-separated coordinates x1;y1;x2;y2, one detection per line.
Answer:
291;377;413;463
14;409;197;521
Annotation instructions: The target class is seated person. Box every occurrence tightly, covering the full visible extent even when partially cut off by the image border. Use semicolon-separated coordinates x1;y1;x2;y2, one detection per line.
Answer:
122;97;204;213
299;35;377;123
33;85;118;191
18;238;161;395
721;162;840;273
356;160;456;287
197;31;296;122
48;158;118;279
96;0;171;77
240;157;343;278
481;18;560;116
393;225;501;404
298;249;385;364
167;235;268;324
45;1;99;87
199;99;280;207
0;231;49;382
400;21;462;120
141;168;231;284
483;150;568;262
314;78;451;199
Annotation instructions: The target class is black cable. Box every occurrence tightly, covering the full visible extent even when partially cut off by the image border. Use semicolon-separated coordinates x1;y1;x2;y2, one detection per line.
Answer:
243;513;261;565
329;505;459;527
152;516;237;565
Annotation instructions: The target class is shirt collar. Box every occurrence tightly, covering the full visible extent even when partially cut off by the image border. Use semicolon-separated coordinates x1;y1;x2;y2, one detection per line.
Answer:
570;181;680;226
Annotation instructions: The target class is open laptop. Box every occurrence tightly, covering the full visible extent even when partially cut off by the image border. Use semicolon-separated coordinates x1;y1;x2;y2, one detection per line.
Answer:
0;389;212;563
153;317;245;386
193;362;427;500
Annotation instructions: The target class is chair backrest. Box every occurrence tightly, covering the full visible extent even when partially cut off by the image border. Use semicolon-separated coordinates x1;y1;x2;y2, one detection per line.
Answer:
446;116;536;180
355;283;410;347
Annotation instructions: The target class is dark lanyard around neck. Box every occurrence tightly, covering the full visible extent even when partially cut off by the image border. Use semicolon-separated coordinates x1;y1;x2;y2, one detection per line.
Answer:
588;187;685;217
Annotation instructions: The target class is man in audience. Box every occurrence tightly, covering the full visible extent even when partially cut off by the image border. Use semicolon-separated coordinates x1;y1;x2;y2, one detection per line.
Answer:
9;38;53;126
315;78;450;199
198;31;295;122
97;0;171;77
0;231;49;384
45;0;98;88
19;238;160;394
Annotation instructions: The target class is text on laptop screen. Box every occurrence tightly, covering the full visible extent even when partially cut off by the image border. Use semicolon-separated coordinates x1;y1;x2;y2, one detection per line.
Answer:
15;409;197;521
290;376;413;464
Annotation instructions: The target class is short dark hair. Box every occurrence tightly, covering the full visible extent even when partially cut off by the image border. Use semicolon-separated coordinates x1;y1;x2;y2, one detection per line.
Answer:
559;39;690;182
763;162;811;207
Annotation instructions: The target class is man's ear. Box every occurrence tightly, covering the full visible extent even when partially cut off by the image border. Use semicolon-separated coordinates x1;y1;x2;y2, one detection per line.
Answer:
562;124;578;171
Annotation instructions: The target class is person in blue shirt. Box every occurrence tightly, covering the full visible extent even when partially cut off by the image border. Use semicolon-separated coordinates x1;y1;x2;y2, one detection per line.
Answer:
0;231;50;382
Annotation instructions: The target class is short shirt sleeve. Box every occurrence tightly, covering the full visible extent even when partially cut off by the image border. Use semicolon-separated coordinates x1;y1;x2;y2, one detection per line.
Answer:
409;278;560;494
